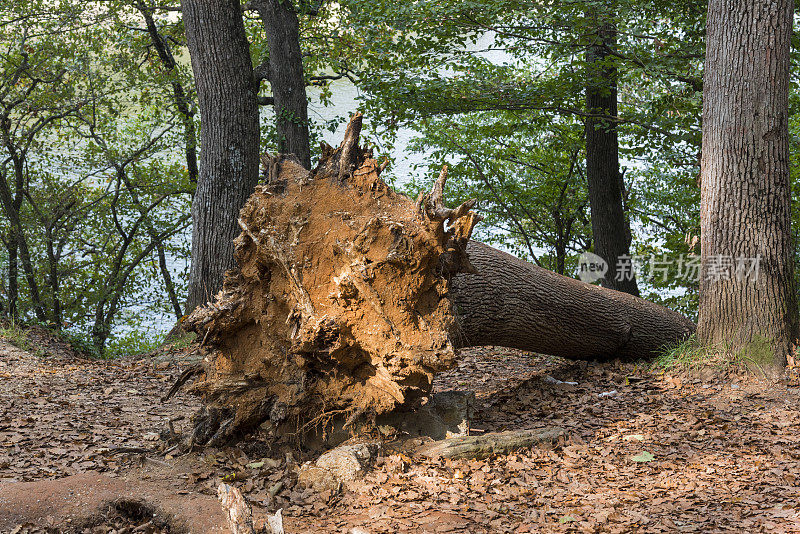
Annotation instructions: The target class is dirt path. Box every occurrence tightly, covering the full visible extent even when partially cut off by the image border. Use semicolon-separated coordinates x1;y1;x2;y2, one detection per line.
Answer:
1;340;800;532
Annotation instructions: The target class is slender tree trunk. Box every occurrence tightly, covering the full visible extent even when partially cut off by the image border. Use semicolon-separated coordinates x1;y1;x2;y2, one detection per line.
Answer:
698;0;798;372
182;0;261;312
252;0;311;169
138;5;199;184
44;227;61;328
585;9;639;296
157;244;183;320
14;225;45;321
7;235;17;319
116;165;184;320
0;160;46;320
554;242;566;275
92;303;110;355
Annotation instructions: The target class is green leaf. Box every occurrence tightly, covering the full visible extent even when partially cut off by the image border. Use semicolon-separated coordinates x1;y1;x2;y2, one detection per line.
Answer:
630;451;655;463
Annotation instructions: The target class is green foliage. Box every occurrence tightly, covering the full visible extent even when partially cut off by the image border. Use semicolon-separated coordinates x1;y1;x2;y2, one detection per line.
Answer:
789;79;800;307
104;328;162;359
0;0;193;355
164;330;197;351
0;320;43;357
404;113;591;272
3;0;798;362
325;0;706;305
236;0;709;304
58;329;103;359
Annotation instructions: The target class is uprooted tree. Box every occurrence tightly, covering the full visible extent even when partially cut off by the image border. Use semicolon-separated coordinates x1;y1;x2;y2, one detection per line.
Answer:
176;114;694;448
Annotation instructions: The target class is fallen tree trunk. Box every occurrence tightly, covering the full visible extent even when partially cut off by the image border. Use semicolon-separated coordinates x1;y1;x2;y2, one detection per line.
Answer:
451;242;695;360
179;114;694;447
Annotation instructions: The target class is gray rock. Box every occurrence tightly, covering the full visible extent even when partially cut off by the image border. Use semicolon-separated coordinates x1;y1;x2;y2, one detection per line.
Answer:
298;442;380;492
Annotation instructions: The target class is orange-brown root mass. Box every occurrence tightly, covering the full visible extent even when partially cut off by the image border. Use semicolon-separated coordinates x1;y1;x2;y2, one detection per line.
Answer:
181;114;480;447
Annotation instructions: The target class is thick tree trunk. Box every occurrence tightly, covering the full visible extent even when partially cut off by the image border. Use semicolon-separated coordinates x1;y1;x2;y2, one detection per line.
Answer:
585;10;639;296
176;115;694;448
182;0;261;312
452;241;693;360
252;0;312;169
698;0;798;373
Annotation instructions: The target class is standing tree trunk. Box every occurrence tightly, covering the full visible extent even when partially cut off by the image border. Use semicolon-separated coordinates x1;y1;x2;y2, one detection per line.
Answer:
138;4;199;185
182;0;261;312
585;9;639;296
698;0;798;373
6;233;17;318
252;0;312;169
0;159;46;321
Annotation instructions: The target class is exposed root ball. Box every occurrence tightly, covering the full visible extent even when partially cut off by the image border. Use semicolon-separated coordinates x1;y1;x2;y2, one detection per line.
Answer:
182;114;480;447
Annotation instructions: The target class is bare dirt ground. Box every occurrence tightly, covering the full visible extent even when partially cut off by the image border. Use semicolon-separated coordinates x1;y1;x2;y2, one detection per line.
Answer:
1;336;800;533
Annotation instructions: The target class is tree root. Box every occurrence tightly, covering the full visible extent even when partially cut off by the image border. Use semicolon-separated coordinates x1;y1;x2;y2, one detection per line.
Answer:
179;113;480;447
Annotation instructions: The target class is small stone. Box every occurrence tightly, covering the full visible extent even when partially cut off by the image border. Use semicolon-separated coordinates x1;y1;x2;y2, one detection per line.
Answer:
298;442;380;492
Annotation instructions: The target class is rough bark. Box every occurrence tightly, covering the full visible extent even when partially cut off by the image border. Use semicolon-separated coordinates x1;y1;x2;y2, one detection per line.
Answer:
585;9;639;296
252;0;312;169
698;0;798;372
415;428;566;460
451;241;694;360
177;115;694;448
182;0;261;312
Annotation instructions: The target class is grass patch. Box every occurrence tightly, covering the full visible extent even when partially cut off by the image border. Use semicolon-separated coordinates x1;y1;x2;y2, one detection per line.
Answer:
163;330;197;351
654;334;778;377
0;320;45;357
654;335;704;371
653;334;734;373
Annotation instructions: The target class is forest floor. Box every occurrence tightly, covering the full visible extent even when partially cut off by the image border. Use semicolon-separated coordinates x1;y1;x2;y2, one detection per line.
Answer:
1;331;800;533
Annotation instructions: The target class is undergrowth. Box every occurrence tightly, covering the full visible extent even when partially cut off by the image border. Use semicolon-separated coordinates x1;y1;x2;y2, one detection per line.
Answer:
653;334;774;377
162;330;196;351
105;330;161;359
0;320;45;357
0;320;165;360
